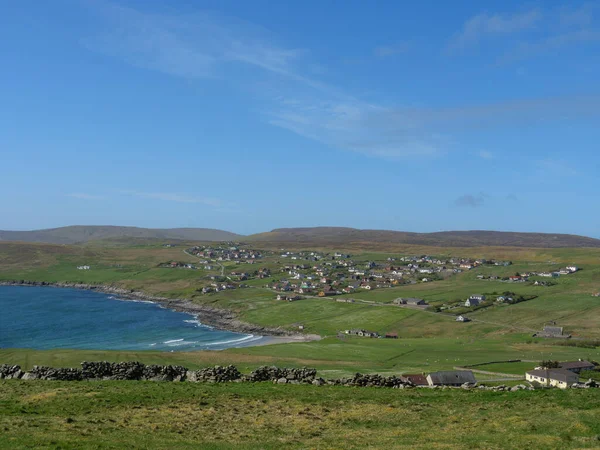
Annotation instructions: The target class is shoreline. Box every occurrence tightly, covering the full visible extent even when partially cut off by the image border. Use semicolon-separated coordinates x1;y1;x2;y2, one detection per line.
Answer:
0;281;321;347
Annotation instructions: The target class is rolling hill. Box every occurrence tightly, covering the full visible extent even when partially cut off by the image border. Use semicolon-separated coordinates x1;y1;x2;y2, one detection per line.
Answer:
247;227;600;248
1;225;599;248
0;226;242;245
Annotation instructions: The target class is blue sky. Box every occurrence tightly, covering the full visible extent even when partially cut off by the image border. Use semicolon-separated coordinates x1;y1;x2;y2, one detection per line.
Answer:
1;0;599;237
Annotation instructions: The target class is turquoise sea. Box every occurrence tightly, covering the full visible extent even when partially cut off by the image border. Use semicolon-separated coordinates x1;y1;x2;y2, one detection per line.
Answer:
0;286;265;351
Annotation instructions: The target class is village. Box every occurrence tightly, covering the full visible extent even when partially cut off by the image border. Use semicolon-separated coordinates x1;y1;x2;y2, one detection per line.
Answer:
151;245;591;319
152;245;509;296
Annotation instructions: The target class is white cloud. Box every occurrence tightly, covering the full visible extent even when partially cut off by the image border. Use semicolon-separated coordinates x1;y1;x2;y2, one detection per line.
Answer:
449;9;542;51
67;193;105;200
478;150;494;159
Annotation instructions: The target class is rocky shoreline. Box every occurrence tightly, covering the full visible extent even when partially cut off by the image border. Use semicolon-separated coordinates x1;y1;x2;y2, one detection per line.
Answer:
0;280;320;342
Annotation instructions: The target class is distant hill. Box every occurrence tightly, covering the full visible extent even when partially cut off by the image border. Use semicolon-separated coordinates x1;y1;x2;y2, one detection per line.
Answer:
2;225;599;248
247;227;600;248
0;226;242;245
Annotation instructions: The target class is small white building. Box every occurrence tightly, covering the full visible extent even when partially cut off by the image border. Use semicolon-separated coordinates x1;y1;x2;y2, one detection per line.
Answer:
525;369;578;389
77;265;90;270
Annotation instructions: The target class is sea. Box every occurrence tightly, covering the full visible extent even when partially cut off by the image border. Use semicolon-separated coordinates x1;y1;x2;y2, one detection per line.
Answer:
0;286;265;351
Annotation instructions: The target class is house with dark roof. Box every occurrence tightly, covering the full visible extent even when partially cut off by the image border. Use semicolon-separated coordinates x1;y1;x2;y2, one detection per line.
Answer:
465;298;481;307
426;370;476;386
559;360;595;374
544;326;563;335
394;297;428;306
526;369;578;389
318;285;337;297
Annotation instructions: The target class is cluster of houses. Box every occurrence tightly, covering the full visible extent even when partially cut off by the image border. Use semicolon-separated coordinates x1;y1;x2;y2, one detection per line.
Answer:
392;256;511;269
525;360;596;389
200;282;239;294
187;245;264;263
477;274;528;282
477;266;579;283
76;265;90;270
344;329;380;338
161;261;196;269
266;253;496;298
400;361;596;389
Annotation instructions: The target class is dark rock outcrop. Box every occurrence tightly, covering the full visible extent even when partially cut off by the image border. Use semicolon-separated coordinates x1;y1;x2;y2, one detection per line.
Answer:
186;365;241;383
0;364;24;379
243;366;317;383
328;373;413;388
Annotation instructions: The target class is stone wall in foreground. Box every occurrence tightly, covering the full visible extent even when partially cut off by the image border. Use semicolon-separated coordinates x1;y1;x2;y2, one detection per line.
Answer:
1;362;598;390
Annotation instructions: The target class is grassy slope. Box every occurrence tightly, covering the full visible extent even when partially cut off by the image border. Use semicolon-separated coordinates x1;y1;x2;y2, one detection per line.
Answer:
1;381;600;449
1;241;599;376
0;225;241;244
247;227;600;248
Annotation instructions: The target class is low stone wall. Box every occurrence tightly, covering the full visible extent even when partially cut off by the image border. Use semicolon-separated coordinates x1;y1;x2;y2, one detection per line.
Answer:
1;362;598;390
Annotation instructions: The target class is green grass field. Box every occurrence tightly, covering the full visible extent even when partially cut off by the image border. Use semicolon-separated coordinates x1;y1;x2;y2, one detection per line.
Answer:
1;240;599;376
1;380;600;449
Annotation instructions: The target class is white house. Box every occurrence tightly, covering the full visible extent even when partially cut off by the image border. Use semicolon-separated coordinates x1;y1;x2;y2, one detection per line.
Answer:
465;298;481;307
77;265;90;270
525;369;578;389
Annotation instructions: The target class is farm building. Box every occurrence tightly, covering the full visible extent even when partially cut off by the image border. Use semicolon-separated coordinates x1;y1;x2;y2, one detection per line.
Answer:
559;360;595;374
426;370;476;386
400;374;429;386
394;298;428;306
526;369;578;389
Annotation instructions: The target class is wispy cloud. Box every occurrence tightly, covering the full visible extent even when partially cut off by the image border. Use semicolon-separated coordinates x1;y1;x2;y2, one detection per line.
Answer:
506;193;519;202
498;29;600;64
558;3;596;28
478;150;494;159
67;193;105;200
448;9;542;51
83;2;600;161
448;4;600;63
455;193;488;208
536;159;578;177
120;190;221;206
84;1;304;80
268;94;600;159
374;42;410;58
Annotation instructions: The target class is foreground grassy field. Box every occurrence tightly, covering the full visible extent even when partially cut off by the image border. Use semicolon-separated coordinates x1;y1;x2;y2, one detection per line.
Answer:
1;380;600;449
